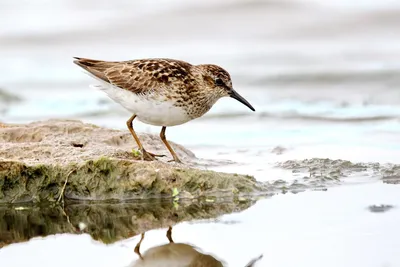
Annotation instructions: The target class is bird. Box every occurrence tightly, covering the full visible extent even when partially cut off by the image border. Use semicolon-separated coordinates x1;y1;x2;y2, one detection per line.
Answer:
131;226;263;267
73;57;255;163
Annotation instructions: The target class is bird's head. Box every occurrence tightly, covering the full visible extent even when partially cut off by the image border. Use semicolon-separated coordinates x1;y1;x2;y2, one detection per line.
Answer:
197;64;255;112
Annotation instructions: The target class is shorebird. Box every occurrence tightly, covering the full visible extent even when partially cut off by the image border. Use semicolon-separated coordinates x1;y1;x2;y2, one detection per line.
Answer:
132;226;263;267
73;57;255;163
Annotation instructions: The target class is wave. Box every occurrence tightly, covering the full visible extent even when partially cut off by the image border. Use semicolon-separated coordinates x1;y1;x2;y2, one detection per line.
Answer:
200;111;397;123
0;88;22;103
244;68;400;86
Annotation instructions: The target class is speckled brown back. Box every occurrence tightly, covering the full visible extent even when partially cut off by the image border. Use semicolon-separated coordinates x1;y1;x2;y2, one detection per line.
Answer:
73;57;198;95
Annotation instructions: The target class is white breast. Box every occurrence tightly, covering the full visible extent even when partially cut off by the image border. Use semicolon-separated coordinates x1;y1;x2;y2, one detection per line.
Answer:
90;82;192;127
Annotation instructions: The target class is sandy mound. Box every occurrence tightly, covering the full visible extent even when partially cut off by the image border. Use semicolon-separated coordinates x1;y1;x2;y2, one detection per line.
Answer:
0;120;264;203
0;119;195;165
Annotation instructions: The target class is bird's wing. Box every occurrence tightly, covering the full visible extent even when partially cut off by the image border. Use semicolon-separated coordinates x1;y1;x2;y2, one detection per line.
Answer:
73;57;195;95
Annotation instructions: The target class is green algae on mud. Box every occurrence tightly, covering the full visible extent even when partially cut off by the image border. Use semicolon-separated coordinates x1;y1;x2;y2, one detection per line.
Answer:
0;199;256;248
0;157;263;203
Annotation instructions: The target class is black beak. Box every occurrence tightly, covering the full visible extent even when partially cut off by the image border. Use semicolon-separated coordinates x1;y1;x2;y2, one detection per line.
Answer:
229;88;255;111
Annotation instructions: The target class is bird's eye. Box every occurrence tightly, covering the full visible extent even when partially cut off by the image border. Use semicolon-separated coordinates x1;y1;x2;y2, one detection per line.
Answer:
215;78;224;86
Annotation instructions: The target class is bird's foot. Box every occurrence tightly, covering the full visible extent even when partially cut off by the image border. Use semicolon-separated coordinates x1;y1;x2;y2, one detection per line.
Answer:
168;157;182;164
140;148;166;161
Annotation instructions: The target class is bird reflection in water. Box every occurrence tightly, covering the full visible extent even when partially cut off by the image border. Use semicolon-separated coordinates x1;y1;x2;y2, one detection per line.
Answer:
131;226;263;267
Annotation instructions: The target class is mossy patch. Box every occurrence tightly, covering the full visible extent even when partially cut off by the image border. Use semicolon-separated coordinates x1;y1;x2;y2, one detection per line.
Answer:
0;157;264;204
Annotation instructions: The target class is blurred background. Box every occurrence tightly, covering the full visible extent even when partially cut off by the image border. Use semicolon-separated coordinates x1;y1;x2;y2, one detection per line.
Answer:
2;1;400;267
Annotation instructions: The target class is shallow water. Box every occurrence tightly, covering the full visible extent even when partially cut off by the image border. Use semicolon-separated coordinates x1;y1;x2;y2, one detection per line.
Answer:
1;0;400;266
1;182;399;267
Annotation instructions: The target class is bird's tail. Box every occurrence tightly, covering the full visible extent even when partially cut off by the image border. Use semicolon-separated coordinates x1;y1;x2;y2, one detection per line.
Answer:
73;57;111;83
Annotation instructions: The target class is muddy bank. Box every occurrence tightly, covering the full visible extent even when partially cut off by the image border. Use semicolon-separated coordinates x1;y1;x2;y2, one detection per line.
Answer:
0;199;255;248
277;158;400;187
0;120;265;203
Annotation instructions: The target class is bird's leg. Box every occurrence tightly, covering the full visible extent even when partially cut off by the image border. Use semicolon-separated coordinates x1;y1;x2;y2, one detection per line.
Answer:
166;226;174;243
126;115;166;160
134;233;145;260
160;126;182;163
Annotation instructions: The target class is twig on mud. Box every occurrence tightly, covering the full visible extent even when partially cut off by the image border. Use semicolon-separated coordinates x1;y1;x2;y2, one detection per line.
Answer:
57;169;76;204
